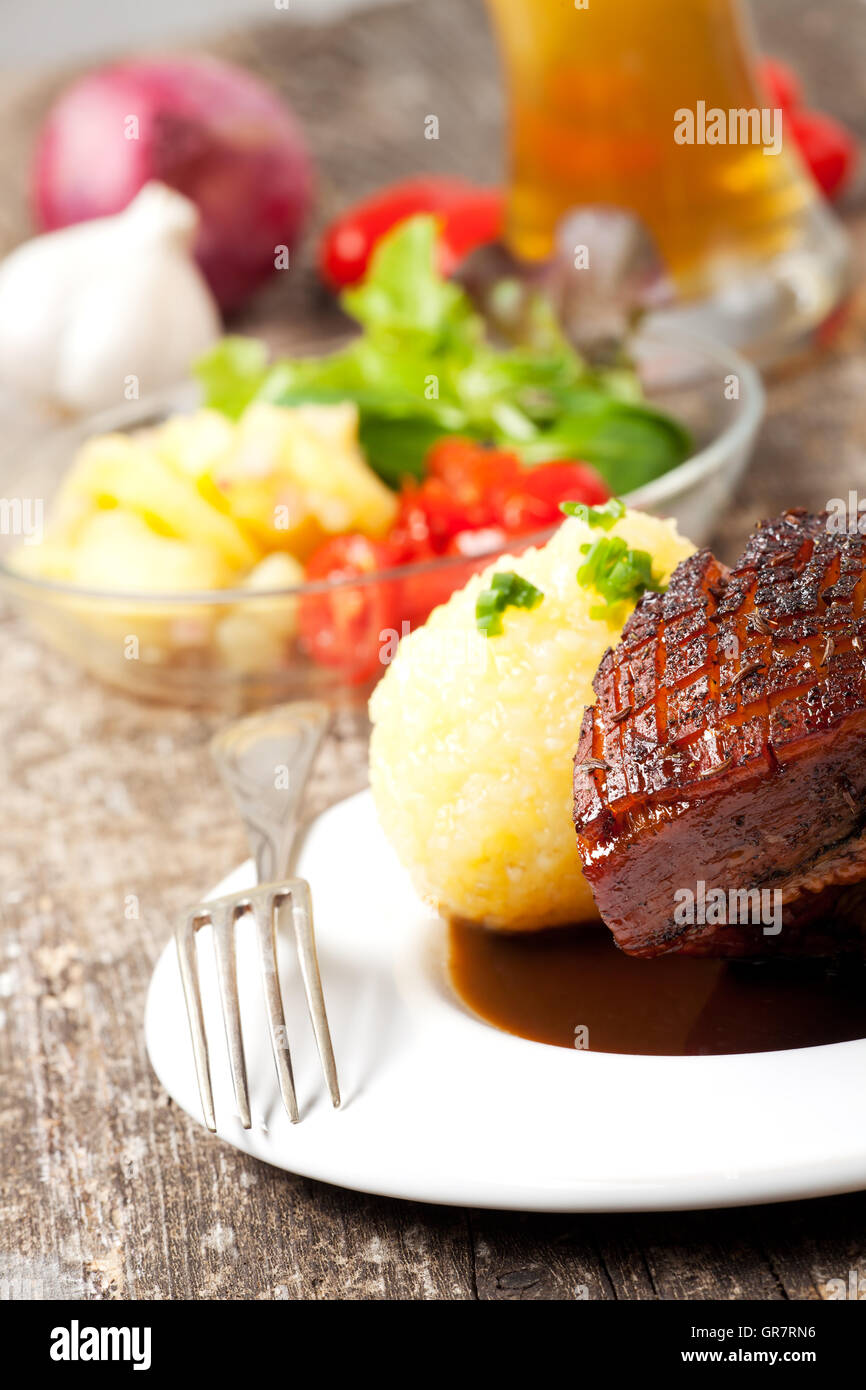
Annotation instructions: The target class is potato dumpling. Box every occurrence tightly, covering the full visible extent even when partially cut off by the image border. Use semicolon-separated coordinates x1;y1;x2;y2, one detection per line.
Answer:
369;509;695;931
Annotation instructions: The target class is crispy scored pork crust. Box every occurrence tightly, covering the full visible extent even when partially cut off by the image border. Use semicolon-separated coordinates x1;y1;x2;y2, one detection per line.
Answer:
573;509;866;957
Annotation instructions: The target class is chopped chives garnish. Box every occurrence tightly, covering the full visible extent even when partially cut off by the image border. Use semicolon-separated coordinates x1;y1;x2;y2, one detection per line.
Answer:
577;536;666;623
560;497;626;529
476;571;544;636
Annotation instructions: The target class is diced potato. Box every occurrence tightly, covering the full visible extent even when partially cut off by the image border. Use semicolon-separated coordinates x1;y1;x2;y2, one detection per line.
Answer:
240;552;305;637
62;433;260;573
215;474;326;561
10;538;76;583
214;612;288;675
14;398;399;687
150;408;242;523
69;510;233;592
217;401;397;554
214;552;307;674
150;409;235;481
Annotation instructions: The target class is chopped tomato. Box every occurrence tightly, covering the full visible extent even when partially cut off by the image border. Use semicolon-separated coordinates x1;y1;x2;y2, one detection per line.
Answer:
427;437;522;494
788;108;858;200
402;538;510;628
389;442;522;555
299;443;611;677
414;476;479;550
319;178;504;290
425;438;522;536
298;534;401;683
387;481;436;562
392;443;608;550
493;460;610;534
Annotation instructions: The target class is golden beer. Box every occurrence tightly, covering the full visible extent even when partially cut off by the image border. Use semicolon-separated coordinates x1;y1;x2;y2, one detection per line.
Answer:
486;0;847;338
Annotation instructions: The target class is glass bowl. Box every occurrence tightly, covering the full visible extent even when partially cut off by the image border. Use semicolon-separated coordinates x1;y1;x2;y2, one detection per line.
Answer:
0;330;763;710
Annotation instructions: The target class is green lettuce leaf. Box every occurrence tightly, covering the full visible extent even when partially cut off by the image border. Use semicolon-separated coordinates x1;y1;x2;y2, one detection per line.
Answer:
195;336;270;421
194;215;692;492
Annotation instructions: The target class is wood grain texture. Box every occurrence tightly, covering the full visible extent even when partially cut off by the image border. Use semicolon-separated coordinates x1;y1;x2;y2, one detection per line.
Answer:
1;0;866;1301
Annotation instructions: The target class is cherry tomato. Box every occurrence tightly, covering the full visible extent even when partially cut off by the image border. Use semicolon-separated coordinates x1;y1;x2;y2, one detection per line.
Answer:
494;461;610;534
298;534;401;683
759;58;803;113
788;108;858;200
435;194;505;276
389;442;522;557
319;178;504;290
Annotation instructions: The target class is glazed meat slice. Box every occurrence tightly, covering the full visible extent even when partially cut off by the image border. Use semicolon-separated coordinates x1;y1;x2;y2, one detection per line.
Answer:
573;510;866;958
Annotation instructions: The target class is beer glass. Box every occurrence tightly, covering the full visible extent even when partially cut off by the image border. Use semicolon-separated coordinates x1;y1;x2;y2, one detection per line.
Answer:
485;0;849;356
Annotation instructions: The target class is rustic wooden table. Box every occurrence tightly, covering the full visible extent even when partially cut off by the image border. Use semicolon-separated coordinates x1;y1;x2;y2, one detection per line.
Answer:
2;0;866;1301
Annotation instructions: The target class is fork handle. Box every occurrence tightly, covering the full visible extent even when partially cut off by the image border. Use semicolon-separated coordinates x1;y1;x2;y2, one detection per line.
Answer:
210;701;331;884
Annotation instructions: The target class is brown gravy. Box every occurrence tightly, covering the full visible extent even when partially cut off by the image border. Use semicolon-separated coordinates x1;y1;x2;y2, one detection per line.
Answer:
448;921;866;1055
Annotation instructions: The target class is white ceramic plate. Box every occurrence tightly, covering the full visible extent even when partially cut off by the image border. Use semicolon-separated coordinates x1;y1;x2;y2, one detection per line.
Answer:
146;789;866;1212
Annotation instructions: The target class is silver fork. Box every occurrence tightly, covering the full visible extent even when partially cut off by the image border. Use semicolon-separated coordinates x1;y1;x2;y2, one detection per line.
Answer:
175;701;340;1131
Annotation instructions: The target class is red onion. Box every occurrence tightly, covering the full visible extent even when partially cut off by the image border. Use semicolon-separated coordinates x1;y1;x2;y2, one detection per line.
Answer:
32;56;313;313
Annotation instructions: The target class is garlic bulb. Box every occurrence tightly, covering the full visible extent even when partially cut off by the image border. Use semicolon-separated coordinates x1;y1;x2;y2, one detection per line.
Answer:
0;182;221;415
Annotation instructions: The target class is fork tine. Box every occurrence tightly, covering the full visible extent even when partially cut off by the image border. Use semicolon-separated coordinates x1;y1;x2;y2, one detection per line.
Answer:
286;882;341;1109
254;896;299;1124
211;902;252;1130
175;913;216;1133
